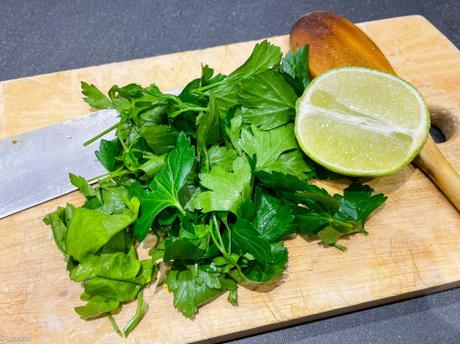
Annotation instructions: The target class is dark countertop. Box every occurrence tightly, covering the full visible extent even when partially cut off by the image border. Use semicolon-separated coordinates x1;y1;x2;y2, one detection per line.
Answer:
1;1;459;343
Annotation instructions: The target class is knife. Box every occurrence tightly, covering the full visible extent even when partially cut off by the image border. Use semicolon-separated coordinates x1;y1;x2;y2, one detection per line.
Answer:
0;109;119;219
0;89;181;219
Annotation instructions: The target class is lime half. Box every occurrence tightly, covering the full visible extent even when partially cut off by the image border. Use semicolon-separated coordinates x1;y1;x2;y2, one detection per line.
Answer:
295;67;430;176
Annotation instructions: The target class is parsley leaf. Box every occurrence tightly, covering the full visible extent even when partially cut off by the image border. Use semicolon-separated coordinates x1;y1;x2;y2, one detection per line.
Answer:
295;183;386;250
239;189;295;243
196;95;221;152
334;183;388;226
228;40;282;80
207;145;238;171
240;70;297;130
232;219;273;265
207;40;282;118
43;204;74;257
201;65;226;86
66;198;139;261
239;124;312;178
132;132;195;240
95;138;122;171
280;45;310;95
166;263;236;318
69;173;97;199
231;190;292;283
140;125;179;155
81;82;112;109
75;296;120;320
255;170;311;191
195;156;252;214
241;241;288;283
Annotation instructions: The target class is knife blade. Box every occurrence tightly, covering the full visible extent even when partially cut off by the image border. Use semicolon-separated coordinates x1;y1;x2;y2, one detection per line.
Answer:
0;109;119;218
0;89;183;219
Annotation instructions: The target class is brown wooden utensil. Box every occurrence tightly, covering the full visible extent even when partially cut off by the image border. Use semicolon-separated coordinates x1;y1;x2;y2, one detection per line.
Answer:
290;12;460;211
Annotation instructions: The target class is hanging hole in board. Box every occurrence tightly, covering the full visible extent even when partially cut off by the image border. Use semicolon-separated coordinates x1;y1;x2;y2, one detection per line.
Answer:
428;105;457;143
430;124;446;143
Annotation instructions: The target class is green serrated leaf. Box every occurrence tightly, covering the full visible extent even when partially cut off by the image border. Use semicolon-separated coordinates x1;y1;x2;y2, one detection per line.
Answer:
240;70;297;130
206;145;238;171
132;133;195;240
75;296;120;320
69;173;97;199
231;219;273;266
195;156;252;214
140;124;179;155
66;199;139;261
228;40;282;80
281;45;310;95
166;263;226;318
81;82;112;109
239;124;312;178
196;95;221;152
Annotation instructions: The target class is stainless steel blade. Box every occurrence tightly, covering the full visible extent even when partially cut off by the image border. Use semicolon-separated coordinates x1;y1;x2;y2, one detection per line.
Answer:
0;88;182;219
0;109;118;218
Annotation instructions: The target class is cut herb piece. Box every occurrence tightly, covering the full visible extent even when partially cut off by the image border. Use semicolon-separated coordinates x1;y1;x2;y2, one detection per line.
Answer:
280;45;310;95
95;138;122;172
123;292;149;337
140;125;179;155
196;95;221;153
334;183;388;226
43;204;75;257
294;183;387;250
75;296;120;320
66;199;139;262
239;124;312;178
255;170;311;191
231;219;273;266
195;156;252;214
240;70;297;130
81;82;112;109
228;40;282;80
240;241;288;283
132;132;195;240
239;189;295;243
206;145;238;171
166;263;233;318
69;249;141;282
205;40;282;117
69;173;98;199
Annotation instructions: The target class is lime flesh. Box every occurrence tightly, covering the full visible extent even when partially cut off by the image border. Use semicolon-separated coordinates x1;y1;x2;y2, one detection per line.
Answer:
295;67;430;176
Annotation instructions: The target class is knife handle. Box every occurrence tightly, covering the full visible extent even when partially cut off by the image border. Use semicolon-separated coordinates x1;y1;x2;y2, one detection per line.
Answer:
414;137;460;211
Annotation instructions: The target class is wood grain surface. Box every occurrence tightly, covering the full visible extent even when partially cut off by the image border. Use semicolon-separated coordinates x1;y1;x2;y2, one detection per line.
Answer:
1;15;459;343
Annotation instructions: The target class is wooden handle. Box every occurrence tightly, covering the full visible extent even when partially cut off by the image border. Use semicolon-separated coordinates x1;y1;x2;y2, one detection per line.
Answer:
414;137;460;211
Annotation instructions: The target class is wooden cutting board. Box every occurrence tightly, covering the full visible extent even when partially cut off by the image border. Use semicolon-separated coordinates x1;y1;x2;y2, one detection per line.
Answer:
1;15;459;343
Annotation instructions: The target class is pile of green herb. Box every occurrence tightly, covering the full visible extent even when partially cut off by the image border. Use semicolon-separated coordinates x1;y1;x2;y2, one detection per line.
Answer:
44;41;387;336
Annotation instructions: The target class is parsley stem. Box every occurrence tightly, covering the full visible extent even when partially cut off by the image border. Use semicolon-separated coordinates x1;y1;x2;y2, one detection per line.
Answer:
176;202;186;215
107;313;123;337
87;169;131;183
83;122;119;147
192;80;224;93
212;214;226;253
222;218;232;254
209;216;227;257
210;215;249;281
123;291;148;337
169;106;207;118
203;147;210;173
